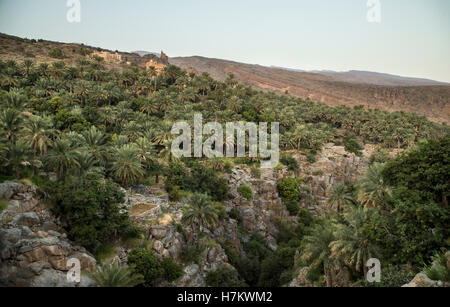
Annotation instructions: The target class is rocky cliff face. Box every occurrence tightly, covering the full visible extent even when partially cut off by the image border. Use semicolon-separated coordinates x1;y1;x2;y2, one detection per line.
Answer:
223;166;291;251
0;182;96;287
117;166;292;286
293;143;375;215
0;144;387;287
119;185;233;287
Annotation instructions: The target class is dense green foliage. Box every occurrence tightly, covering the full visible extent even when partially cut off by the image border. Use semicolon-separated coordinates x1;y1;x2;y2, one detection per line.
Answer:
127;248;165;286
277;177;303;215
280;155;299;172
181;243;204;264
206;266;248;287
181;193;219;238
423;252;450;282
127;248;183;286
291;138;450;286
237;184;252;201
41;175;141;251
343;137;363;156
88;260;144;287
165;162;228;201
161;257;184;282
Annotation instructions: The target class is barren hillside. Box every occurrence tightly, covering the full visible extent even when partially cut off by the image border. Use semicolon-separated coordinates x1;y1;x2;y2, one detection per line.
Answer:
171;56;450;123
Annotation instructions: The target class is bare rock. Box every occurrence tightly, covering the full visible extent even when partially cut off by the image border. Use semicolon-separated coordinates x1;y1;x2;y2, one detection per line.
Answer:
402;273;443;287
12;212;40;227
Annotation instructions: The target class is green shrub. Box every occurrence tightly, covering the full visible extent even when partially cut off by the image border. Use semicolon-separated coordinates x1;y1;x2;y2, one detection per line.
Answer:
161;257;184;282
213;202;227;220
224;160;233;174
285;201;300;216
278;178;302;204
0;199;8;212
238;184;252;201
174;223;187;240
42;175;140;251
274;163;283;171
93;242;117;263
127;248;164;287
280;156;299;172
354;264;415;287
181;244;203;264
88;260;144;287
206;266;247;287
187;164;229;201
228;207;242;223
250;167;261;178
165;162;188;192
48;47;64;58
168;185;183;201
306;154;317;163
258;256;285;287
344;138;363;156
369;149;391;165
306;266;321;282
423;252;450;282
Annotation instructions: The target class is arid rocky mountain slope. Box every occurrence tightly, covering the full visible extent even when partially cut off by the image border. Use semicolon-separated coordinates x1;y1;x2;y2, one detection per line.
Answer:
0;33;167;72
170;56;450;124
311;70;449;86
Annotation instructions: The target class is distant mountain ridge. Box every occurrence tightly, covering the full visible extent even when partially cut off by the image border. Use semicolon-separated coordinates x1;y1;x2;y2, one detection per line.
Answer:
170;56;450;123
311;70;448;86
132;51;161;58
270;66;447;86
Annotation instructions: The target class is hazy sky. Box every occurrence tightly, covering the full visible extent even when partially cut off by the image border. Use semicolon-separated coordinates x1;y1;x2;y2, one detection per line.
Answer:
0;0;449;82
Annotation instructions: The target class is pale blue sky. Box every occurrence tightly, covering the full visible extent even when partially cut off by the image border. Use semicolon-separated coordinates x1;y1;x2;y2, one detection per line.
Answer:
0;0;449;82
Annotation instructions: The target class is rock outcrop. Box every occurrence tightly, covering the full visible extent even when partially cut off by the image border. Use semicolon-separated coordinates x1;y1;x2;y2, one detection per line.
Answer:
403;252;450;287
0;181;96;287
402;273;445;287
122;185;232;287
293;143;374;215
223;166;291;251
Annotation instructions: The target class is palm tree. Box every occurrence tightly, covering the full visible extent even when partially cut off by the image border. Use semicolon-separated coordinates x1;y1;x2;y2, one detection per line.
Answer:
227;96;242;114
37;63;49;79
0;108;22;143
329;207;381;278
74;150;101;179
80;126;109;163
111;144;145;187
149;121;173;146
140;97;158;116
357;163;393;208
152;91;172;119
301;223;336;287
225;74;238;88
181;193;219;240
22;59;34;77
147;66;158;92
327;184;354;212
23;115;55;158
4;140;30;178
0;74;19;90
89;260;144;287
134;136;155;166
45;138;79;181
99;106;117;130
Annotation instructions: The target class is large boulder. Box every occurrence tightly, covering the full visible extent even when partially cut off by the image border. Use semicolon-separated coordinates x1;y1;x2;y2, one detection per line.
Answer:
150;226;167;240
402;273;444;287
0;183;97;287
0;181;29;200
12;212;40;227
